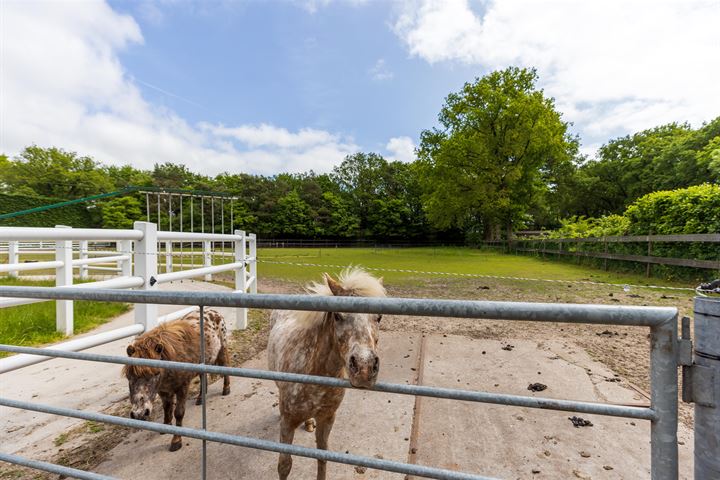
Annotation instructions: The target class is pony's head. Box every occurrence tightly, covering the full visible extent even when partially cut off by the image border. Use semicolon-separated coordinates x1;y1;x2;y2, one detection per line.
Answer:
123;331;175;421
311;267;386;388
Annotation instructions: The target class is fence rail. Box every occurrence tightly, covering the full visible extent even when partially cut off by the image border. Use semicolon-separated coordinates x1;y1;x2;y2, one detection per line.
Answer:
0;223;258;372
0;286;679;480
478;233;720;274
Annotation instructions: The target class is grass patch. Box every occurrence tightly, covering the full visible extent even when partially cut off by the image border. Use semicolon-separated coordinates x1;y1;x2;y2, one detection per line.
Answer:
85;421;105;434
0;278;129;357
54;433;68;447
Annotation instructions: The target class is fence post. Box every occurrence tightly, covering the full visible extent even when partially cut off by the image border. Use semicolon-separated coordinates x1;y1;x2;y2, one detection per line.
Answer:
693;296;720;479
119;240;133;277
650;314;678;480
249;233;257;294
203;241;212;281
55;226;73;335
134;221;158;331
165;241;173;274
646;234;653;277
78;240;88;280
234;230;247;330
7;241;19;278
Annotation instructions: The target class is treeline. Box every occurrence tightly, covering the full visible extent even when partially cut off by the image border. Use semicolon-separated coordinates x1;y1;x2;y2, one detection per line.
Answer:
1;67;718;240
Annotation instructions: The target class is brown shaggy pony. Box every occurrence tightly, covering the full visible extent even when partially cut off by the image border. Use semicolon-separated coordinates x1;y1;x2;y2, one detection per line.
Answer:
123;309;231;451
268;267;386;479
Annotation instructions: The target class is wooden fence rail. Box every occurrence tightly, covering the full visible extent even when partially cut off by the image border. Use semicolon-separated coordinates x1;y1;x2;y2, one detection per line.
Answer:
483;233;720;274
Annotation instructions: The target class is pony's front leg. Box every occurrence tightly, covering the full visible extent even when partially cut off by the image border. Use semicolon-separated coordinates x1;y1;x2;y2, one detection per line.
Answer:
314;413;336;480
160;392;174;431
170;384;189;452
278;416;300;480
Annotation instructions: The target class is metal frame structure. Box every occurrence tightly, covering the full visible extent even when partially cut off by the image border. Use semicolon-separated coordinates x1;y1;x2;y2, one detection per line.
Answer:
0;223;258;374
0;287;681;480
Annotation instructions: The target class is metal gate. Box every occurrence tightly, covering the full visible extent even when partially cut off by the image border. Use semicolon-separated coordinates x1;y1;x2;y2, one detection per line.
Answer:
0;286;683;480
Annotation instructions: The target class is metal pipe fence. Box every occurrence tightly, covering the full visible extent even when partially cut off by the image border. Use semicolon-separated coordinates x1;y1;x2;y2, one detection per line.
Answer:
0;286;679;479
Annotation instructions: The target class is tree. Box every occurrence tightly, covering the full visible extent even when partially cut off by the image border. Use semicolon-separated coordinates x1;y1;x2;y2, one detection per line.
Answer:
100;196;142;229
418;67;578;240
5;146;115;198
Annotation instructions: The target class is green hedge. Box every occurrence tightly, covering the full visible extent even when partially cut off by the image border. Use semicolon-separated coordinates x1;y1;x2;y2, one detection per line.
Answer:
0;192;97;228
536;184;720;281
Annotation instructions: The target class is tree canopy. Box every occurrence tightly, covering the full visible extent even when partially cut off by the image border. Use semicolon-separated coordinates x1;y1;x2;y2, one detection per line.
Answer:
418;67;579;240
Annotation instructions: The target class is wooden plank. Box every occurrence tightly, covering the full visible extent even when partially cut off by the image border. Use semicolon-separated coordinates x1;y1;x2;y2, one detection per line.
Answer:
514;233;720;244
516;248;720;270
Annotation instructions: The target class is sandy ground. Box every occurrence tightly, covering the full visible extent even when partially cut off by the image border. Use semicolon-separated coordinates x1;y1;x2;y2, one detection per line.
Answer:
0;280;239;457
0;275;696;479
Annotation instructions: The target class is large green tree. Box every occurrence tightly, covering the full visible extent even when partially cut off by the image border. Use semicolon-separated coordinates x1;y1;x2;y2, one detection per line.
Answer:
418;67;578;240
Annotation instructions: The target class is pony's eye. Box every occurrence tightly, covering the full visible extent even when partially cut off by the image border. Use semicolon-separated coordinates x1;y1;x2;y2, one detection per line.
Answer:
334;313;344;322
376;315;382;323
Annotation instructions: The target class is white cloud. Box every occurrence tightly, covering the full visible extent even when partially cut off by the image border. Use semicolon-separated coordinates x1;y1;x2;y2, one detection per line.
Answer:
386;136;416;163
0;1;357;175
392;0;720;150
369;59;394;81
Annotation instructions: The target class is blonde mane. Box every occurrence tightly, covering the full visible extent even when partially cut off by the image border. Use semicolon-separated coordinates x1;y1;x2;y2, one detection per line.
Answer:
295;267;386;327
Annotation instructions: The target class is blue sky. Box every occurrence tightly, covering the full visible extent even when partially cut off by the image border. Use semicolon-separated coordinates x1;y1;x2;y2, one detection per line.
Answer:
109;1;479;153
2;0;718;175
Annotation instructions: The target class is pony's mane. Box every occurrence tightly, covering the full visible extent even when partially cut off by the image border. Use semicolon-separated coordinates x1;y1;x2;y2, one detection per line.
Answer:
122;319;194;378
296;266;386;327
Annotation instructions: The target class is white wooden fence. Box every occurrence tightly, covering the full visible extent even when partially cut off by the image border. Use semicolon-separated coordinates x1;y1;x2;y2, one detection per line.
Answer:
0;222;257;373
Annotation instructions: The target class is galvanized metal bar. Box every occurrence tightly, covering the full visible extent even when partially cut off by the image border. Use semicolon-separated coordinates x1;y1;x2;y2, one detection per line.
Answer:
0;452;117;480
0;397;495;480
200;304;207;480
650;316;679;480
0;286;677;327
694;297;720;479
0;345;656;420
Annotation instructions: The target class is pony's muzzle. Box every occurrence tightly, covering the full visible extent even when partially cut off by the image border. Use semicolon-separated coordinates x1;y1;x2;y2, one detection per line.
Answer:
130;408;151;421
348;352;379;388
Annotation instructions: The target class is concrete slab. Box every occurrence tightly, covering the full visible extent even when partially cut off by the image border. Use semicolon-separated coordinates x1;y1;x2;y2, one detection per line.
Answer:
411;334;693;479
0;280;239;457
95;331;422;479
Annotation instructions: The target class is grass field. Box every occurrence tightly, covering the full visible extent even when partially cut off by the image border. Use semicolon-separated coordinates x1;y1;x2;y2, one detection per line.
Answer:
0;246;699;355
0;278;129;356
255;246;698;288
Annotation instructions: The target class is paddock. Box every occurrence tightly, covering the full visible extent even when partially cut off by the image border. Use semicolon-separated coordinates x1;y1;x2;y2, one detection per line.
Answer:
0;228;717;479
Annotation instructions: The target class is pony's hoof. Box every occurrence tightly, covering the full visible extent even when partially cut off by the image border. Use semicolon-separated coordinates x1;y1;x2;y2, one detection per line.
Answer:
304;418;316;432
222;387;231;396
169;441;182;452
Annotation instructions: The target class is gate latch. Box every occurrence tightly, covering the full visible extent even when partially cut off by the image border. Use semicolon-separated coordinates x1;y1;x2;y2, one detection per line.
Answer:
680;316;717;407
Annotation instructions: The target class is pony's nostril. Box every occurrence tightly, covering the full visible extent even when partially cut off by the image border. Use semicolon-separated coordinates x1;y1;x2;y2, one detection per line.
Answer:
144;409;150;417
373;356;379;375
130;412;135;419
349;355;358;373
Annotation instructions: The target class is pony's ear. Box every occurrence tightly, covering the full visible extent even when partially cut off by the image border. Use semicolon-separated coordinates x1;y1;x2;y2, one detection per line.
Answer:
155;343;164;355
126;345;135;356
325;273;350;296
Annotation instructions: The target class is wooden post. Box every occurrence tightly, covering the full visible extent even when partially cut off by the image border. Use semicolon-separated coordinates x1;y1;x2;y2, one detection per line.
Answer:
646;234;653;277
603;237;608;271
55;226;73;335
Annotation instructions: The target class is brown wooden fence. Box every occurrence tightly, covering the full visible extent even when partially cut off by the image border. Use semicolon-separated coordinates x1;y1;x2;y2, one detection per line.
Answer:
483;233;720;275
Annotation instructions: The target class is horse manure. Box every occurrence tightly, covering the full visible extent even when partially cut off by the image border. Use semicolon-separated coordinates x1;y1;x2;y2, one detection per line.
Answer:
568;416;593;427
354;466;367;474
527;383;547;392
501;344;514;351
